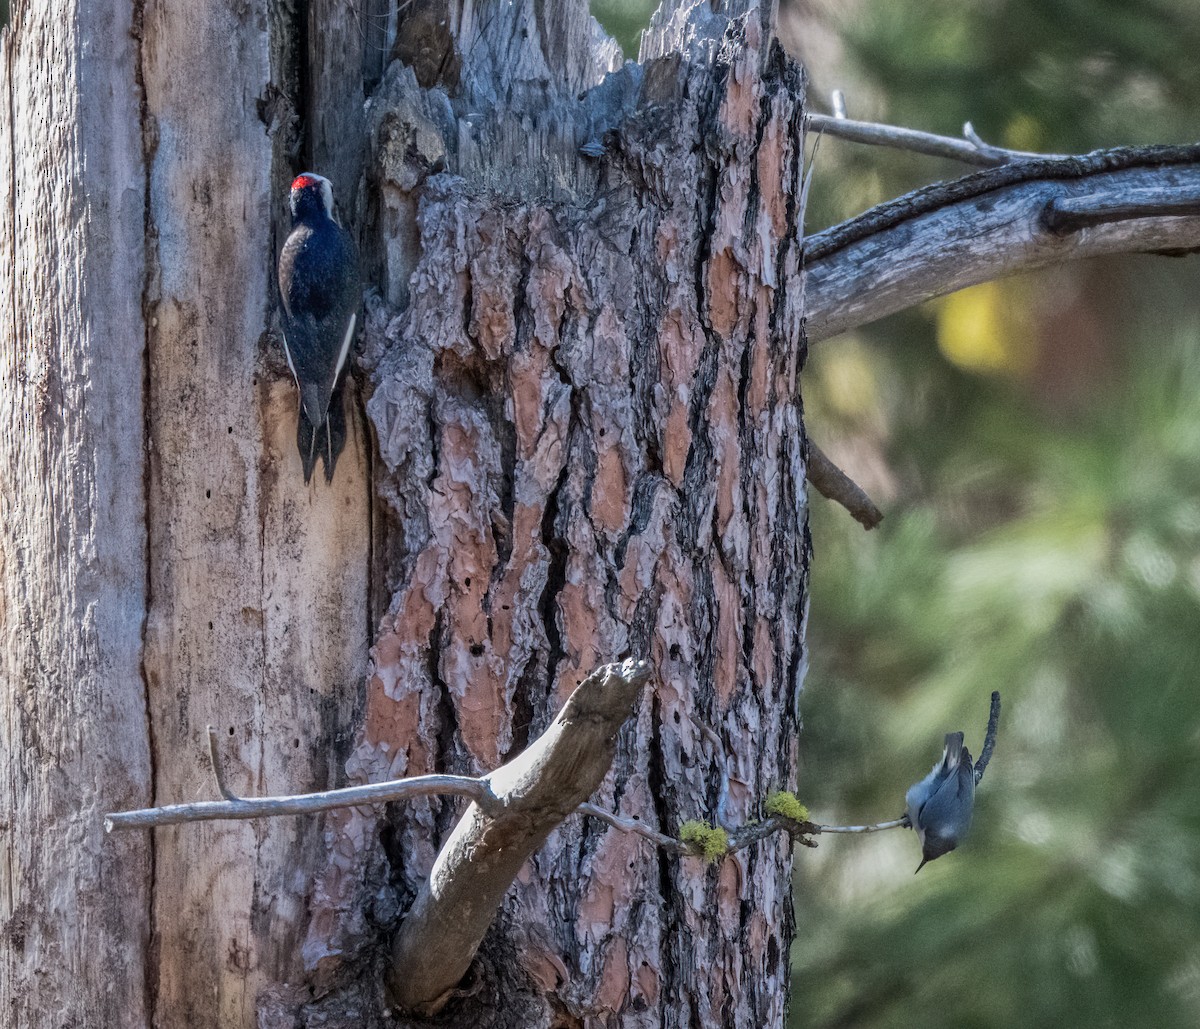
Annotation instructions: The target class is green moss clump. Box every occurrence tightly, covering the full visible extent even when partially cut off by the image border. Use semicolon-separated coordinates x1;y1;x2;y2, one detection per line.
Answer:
679;820;730;862
765;791;810;823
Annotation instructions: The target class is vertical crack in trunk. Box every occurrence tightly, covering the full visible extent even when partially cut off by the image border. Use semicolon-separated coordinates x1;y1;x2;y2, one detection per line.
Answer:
131;0;160;1016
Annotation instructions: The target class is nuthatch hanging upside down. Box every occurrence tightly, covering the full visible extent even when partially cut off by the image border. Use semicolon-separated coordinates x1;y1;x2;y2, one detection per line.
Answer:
277;172;360;484
905;731;975;873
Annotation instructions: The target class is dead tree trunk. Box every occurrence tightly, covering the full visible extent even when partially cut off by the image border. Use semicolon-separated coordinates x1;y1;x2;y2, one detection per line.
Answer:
0;3;151;1024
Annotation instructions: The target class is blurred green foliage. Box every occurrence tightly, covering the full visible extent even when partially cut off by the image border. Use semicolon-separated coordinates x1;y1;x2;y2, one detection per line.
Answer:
796;323;1200;1028
589;0;656;57
792;1;1200;1027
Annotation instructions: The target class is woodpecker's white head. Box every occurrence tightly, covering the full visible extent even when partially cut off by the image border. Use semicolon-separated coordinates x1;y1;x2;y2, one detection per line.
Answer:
289;172;335;221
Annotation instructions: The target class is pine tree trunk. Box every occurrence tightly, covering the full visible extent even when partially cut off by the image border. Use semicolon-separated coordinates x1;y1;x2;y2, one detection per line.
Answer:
302;2;810;1025
0;0;809;1025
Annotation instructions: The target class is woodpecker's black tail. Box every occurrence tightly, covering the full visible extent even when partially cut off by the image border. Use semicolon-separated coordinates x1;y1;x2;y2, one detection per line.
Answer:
321;383;348;483
297;405;320;485
296;381;348;485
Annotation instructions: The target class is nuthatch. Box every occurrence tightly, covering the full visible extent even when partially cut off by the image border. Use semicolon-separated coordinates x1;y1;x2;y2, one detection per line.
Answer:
905;731;975;873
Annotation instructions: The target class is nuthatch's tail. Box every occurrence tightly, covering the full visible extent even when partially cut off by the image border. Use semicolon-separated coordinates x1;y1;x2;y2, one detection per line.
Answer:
941;731;965;770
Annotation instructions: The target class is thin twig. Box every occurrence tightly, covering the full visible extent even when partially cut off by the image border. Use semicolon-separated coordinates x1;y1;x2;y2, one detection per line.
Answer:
729;815;811;851
974;691;1001;786
814;817;908;834
207;726;240;802
806;440;884;530
577;802;688;854
104;773;498;831
807;110;1061;168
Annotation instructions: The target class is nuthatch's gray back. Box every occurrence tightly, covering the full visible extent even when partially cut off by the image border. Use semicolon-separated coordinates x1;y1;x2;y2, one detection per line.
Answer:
905;731;975;873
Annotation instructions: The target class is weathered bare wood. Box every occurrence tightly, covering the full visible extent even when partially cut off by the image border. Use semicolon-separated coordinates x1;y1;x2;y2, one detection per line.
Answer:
0;2;152;1025
107;771;497;830
387;659;652;1015
1041;185;1200;234
139;0;371;1023
806;149;1200;342
808;111;1061;167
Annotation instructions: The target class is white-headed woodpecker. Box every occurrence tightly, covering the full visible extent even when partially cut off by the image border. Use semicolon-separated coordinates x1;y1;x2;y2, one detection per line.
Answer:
277;172;360;484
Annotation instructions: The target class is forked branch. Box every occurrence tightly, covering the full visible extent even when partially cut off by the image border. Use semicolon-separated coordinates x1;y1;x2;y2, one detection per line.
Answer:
386;658;652;1014
105;672;1001;1017
808;109;1060;168
805;144;1200;343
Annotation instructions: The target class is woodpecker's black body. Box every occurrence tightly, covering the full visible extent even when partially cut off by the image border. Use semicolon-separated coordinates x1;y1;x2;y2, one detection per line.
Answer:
278;173;359;484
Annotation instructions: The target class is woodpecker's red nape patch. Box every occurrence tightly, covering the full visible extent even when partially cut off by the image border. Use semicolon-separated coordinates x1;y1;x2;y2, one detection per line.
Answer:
291;174;319;191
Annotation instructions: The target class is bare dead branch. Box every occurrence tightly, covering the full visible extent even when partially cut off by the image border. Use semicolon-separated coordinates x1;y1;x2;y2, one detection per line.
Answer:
386;658;652;1017
805;441;884;530
104;768;499;831
805;144;1200;343
808;110;1059;168
1041;185;1200;234
107;672;999;1012
814;816;909;834
578;801;689;854
974;691;1002;786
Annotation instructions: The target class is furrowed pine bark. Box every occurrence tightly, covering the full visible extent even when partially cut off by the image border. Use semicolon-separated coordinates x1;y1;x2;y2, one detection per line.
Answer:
0;0;152;1023
299;2;810;1025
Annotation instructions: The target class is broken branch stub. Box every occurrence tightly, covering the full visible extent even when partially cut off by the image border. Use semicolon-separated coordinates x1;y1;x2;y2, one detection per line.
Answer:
386;658;653;1017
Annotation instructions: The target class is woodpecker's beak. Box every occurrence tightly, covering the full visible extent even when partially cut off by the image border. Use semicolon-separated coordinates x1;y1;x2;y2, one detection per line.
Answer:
914;857;929;874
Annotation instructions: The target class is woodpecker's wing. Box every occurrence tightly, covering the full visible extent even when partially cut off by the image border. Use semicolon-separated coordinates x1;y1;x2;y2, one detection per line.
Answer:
278;221;360;426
